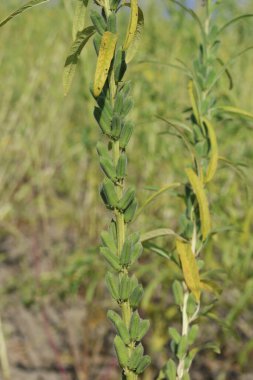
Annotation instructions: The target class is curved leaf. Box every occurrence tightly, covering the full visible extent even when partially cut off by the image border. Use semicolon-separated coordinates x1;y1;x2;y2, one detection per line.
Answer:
140;228;183;243
94;31;118;97
176;239;201;302
218;14;253;34
0;0;51;27
216;105;253;121
72;0;89;40
185;168;211;240
123;0;138;51
63;26;95;96
203;118;218;183
125;6;144;63
135;182;181;219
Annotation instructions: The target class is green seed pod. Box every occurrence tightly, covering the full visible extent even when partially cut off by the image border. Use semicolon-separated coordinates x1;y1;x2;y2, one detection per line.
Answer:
111;114;122;140
136;355;151;374
129;284;144;309
122;98;134;117
105;272;120;300
119;239;132;267
177;335;188;360
128;344;144;370
121;81;132;98
110;0;120;10
137;319;150;341
107;310;131;345
114;335;129;368
124;200;138;224
164;359;177;380
129;311;141;342
119;274;131;301
109;219;117;243
96;141;110;160
130;242;143;264
114;92;124;115
100;179;118;209
107;12;117;33
100;157;117;181
117;187;135;211
90;10;106;35
100;247;121;271
93;34;102;56
94;107;111;135
116;153;127;180
172;280;184;307
114;49;127;84
128;232;140;245
101;230;117;255
119;121;134;149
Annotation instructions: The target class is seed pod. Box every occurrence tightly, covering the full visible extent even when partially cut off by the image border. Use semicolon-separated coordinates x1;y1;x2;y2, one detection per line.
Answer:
122;98;134;117
110;0;120;10
93;34;102;56
119;274;131;301
111;115;122;139
114;49;127;83
129;311;140;341
137;319;150;341
107;310;131;345
100;247;121;271
114;92;124;115
130;242;143;264
107;13;117;33
100;157;117;181
105;272;120;300
116;153;127;180
109;219;117;243
128;232;140;245
119;239;132;267
121;81;132;98
117;187;135;211
136;355;151;374
129;284;144;309
114;336;128;368
90;10;106;35
119;121;134;149
124;200;138;224
100;179;118;209
128;344;144;371
101;230;117;255
94;107;111;135
96;141;110;160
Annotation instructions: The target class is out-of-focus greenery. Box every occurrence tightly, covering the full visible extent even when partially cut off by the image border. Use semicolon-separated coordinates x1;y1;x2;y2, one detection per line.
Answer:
0;0;253;378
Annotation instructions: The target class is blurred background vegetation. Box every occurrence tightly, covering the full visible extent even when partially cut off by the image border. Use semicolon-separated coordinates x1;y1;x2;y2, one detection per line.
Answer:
0;0;253;379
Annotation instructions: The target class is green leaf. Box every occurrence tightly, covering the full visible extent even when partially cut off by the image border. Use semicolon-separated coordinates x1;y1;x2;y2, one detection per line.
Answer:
218;14;253;34
216;106;253;121
140;228;182;243
135;182;180;219
72;0;89;40
0;0;51;27
203;118;218;183
63;26;95;96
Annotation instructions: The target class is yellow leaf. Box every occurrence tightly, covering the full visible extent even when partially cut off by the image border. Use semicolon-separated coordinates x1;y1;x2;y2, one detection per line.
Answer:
176;239;201;302
203;118;218;183
125;6;144;63
188;80;201;125
200;280;221;296
123;0;139;51
185;168;211;240
93;31;118;97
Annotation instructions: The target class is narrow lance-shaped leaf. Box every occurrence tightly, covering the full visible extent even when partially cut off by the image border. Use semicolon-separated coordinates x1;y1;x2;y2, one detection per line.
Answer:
63;26;95;96
123;0;139;51
93;31;118;97
203;118;218;183
125;5;144;63
0;0;51;27
185;168;211;240
72;0;89;40
188;80;201;126
176;239;201;302
216;105;253;121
